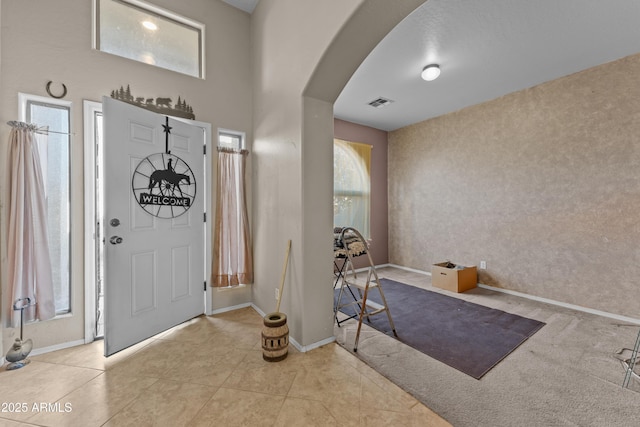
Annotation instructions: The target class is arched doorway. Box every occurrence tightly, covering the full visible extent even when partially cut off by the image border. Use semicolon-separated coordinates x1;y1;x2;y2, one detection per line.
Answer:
250;0;426;349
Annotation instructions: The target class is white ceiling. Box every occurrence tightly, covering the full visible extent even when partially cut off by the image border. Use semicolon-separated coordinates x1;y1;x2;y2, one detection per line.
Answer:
223;0;640;132
335;0;640;131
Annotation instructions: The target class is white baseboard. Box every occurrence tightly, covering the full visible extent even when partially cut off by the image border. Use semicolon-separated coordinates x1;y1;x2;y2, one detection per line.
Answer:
250;303;267;318
251;303;336;353
289;335;336;352
350;263;391;274
210;302;252;315
28;339;86;357
387;264;640;326
385;263;430;275
476;283;640;326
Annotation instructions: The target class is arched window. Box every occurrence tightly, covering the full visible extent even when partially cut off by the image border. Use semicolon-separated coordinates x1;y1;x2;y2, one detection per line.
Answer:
334;139;371;238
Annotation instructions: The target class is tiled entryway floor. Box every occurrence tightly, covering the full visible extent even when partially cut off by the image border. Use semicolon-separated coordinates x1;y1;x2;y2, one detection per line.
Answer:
1;306;450;426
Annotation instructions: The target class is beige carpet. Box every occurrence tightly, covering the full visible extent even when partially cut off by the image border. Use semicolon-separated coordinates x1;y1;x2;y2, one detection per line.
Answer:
335;267;640;426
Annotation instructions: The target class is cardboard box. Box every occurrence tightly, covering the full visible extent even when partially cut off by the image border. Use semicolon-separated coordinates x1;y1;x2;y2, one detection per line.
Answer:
431;262;477;293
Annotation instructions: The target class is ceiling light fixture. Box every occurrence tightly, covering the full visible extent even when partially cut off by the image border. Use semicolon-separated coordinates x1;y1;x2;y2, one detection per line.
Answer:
142;21;158;31
421;64;440;81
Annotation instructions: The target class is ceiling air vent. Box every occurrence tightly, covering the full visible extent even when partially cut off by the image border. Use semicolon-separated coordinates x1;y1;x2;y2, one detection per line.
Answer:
367;97;394;108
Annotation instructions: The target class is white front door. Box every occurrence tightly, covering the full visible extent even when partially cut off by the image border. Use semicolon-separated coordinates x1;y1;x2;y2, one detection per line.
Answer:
102;97;205;356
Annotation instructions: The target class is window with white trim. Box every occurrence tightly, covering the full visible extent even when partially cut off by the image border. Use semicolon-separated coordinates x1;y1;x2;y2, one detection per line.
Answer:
20;94;72;315
218;129;245;150
94;0;205;78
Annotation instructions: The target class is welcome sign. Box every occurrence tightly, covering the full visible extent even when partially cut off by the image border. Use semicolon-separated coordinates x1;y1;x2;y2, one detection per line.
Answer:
138;193;191;207
132;152;196;219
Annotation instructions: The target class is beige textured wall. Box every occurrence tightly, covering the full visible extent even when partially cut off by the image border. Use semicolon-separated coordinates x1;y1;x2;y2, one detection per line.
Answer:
0;0;252;352
251;0;425;347
251;0;364;348
389;53;640;318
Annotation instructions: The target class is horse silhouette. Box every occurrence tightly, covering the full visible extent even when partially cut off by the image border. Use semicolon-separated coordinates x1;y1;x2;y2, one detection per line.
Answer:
148;169;190;197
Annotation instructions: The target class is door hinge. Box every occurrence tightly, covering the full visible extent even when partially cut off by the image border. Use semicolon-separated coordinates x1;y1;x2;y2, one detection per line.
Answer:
204;281;207;291
203;145;206;155
203;212;206;223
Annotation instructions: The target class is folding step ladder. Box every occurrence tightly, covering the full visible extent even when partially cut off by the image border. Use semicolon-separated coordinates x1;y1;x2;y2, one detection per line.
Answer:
334;227;397;352
622;327;640;388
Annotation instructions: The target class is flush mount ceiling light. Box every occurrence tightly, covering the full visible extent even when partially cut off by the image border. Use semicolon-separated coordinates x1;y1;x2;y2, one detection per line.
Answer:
421;64;440;81
142;20;158;31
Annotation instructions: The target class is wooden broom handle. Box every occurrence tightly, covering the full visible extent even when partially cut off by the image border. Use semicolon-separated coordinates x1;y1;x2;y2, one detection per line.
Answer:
276;239;291;313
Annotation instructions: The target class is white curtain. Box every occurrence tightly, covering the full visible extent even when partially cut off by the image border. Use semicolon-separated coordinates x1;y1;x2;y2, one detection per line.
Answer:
212;148;253;287
333;139;372;238
6;121;55;326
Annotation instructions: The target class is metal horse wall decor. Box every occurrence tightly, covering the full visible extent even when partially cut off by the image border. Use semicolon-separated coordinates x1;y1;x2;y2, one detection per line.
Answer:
131;117;197;219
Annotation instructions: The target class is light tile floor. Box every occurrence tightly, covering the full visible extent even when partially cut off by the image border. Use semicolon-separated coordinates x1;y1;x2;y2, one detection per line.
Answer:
0;299;450;426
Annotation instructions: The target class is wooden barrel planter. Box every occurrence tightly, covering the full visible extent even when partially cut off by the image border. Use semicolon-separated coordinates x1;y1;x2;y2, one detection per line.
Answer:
262;312;289;362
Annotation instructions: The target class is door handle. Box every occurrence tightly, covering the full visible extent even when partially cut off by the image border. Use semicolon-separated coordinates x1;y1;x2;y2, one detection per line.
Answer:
110;236;123;245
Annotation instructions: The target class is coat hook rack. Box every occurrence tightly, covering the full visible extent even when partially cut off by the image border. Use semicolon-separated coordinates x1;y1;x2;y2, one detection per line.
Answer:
46;81;67;99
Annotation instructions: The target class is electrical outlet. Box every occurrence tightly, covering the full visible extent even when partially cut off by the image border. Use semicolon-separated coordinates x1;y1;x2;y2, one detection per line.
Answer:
275;288;279;301
480;261;487;270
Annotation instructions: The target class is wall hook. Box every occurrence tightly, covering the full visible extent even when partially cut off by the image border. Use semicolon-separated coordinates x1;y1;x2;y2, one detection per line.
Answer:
46;81;67;99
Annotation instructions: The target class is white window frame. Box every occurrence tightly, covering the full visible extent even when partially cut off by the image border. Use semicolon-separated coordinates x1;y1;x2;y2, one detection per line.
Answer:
92;0;206;78
218;128;246;150
83;100;103;342
19;92;73;317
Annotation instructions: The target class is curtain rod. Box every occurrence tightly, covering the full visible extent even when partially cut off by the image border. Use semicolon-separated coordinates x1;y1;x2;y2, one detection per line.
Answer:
7;120;73;136
217;146;249;155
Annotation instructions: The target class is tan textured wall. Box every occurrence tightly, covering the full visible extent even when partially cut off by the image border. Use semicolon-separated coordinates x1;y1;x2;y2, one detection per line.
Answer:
389;53;640;318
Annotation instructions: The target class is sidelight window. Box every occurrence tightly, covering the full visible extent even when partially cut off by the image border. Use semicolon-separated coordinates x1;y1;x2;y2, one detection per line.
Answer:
20;94;72;315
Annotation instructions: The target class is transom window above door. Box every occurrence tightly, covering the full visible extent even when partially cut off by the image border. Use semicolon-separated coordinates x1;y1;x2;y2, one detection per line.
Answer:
94;0;205;78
